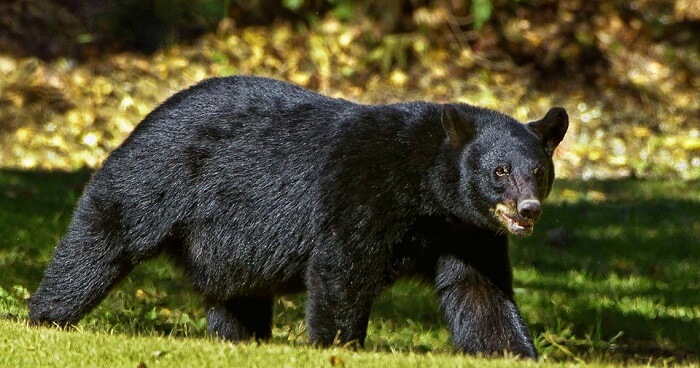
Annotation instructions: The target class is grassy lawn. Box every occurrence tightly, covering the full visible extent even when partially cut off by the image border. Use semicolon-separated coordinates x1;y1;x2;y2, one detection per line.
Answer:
0;169;698;367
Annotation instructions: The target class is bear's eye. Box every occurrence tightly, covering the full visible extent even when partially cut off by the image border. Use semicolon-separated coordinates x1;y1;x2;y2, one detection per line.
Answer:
495;165;511;177
533;166;544;178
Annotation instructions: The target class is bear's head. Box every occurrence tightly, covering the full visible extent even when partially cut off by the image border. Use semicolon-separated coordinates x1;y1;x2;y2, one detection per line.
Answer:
435;104;568;237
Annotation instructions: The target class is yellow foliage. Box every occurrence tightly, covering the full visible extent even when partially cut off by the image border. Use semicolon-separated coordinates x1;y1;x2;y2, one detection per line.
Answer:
0;19;696;180
389;70;408;88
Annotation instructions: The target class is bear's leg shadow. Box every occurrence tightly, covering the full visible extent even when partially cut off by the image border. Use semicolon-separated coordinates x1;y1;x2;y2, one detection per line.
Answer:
206;297;273;341
435;239;537;359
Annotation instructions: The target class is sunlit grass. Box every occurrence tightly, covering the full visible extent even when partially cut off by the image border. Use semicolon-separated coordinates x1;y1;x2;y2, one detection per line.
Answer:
7;318;647;368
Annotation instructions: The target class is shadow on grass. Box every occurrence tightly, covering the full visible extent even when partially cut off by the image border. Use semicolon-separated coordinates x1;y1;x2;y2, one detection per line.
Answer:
0;169;92;287
509;179;699;360
1;169;698;360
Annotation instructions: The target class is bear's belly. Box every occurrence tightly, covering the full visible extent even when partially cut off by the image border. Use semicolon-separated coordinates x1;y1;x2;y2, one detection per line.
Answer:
183;241;311;298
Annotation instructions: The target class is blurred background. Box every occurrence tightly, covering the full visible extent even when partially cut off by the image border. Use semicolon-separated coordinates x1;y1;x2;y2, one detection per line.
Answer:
0;0;698;180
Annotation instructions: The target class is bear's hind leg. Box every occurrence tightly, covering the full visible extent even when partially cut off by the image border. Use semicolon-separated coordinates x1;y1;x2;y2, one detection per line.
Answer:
29;193;171;327
305;253;379;348
29;225;135;326
206;297;273;341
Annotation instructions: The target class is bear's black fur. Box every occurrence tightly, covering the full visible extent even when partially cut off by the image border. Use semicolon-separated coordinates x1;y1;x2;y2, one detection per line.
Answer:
29;76;568;358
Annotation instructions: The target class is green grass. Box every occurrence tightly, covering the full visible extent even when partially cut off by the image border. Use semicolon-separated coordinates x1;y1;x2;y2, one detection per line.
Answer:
0;319;637;368
0;169;698;367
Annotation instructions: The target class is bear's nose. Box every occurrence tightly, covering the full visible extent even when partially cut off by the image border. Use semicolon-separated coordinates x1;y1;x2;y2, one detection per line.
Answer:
517;199;541;221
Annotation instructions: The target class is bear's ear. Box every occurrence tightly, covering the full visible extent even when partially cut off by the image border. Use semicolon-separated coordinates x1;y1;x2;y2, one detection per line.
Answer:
528;107;569;156
441;104;476;149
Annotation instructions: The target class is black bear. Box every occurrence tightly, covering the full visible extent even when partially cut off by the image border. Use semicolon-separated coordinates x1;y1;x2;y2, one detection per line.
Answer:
29;76;568;358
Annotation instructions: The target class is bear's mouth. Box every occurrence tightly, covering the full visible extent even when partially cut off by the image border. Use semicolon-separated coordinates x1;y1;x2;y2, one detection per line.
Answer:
494;203;535;237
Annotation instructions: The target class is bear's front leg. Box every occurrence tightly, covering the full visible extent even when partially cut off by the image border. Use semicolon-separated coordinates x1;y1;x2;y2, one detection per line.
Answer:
305;251;383;348
435;242;537;358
